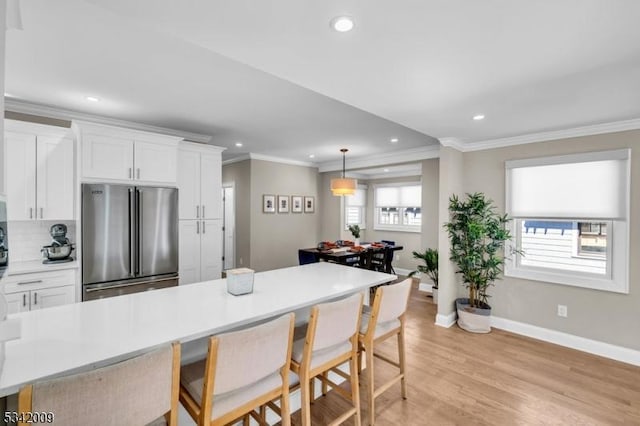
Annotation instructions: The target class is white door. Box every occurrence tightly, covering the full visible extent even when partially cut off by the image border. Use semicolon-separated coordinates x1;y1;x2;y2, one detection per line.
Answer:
5;132;37;220
200;153;222;219
82;134;134;180
30;286;75;310
178;221;201;285
4;291;30;314
134;140;177;183
177;150;201;220
36;136;75;220
222;186;235;270
200;219;222;281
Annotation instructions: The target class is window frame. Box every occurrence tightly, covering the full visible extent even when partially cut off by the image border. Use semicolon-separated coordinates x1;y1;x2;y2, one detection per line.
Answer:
373;182;422;233
504;149;630;294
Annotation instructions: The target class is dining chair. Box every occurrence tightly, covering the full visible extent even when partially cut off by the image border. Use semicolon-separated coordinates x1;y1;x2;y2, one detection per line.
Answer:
179;313;295;426
18;342;180;426
298;250;319;265
358;278;412;425
290;293;364;426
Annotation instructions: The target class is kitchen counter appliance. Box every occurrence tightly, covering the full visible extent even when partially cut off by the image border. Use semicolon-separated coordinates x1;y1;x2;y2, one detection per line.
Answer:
41;223;75;264
0;195;8;278
82;184;179;301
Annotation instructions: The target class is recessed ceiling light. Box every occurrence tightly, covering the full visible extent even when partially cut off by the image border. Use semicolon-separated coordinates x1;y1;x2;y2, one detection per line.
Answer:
86;96;100;102
383;168;390;172
309;154;315;159
330;16;355;32
390;138;399;143
235;142;243;147
473;114;485;121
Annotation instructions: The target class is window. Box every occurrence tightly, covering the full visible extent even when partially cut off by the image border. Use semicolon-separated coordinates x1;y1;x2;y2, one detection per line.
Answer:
374;183;421;232
344;186;366;230
505;149;629;293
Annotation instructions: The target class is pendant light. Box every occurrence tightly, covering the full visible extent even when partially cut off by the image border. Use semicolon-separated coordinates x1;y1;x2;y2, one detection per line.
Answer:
331;148;357;196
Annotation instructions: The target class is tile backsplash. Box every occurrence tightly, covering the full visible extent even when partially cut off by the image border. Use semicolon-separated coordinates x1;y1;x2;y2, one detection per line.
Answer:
8;221;76;262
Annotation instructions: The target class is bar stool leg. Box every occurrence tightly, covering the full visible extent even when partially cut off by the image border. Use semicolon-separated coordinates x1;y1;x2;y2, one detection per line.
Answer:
398;328;408;399
366;344;375;425
300;376;312;426
350;353;362;426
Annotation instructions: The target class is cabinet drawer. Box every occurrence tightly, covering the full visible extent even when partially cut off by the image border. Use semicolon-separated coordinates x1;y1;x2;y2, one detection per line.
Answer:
2;269;77;294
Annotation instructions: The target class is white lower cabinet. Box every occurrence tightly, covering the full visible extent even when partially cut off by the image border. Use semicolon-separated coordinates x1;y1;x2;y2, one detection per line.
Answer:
2;269;77;314
179;219;222;285
5;286;75;314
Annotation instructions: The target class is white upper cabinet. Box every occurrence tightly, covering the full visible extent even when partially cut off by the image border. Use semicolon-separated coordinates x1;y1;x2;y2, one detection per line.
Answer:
81;134;133;181
178;143;225;220
74;121;182;185
5;122;75;221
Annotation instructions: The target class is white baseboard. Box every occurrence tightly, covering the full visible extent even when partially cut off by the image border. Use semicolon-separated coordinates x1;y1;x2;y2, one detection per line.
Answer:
395;267;412;276
435;311;457;328
418;282;432;293
491;316;640;367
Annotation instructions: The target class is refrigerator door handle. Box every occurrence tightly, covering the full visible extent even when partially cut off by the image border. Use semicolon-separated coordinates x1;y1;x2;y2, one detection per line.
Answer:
137;189;142;275
129;188;135;277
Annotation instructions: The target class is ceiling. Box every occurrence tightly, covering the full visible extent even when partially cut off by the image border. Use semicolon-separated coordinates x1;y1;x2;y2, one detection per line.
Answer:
5;0;640;167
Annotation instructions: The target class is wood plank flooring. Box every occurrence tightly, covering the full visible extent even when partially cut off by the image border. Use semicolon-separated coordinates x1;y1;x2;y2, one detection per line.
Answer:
291;280;640;425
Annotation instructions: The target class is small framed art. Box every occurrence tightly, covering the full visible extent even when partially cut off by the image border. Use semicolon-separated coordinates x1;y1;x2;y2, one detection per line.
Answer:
263;194;276;213
291;196;303;213
304;196;315;213
278;195;290;213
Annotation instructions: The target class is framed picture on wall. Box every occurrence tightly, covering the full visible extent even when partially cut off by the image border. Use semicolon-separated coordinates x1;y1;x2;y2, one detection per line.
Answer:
263;194;276;213
278;195;290;213
292;196;303;213
304;196;315;213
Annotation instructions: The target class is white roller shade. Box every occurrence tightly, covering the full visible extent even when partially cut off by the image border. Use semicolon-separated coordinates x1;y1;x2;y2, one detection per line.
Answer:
399;185;421;207
376;187;399;207
507;149;629;219
346;188;366;207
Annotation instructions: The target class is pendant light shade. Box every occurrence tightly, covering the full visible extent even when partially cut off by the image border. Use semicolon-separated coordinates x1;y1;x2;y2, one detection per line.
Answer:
331;149;357;196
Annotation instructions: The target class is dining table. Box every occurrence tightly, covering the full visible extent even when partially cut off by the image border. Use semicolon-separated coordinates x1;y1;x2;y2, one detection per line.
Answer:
299;243;404;274
0;262;396;397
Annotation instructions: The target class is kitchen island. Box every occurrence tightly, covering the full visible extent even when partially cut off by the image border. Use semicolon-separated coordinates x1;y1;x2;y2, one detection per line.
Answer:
0;262;395;397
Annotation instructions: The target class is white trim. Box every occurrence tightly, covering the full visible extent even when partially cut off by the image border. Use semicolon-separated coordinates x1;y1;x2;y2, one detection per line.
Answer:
222;153;317;168
491;316;640;367
5;119;73;138
435;311;457;328
438;117;640;152
394;267;412;277
5;98;213;143
180;141;226;154
505;148;630;169
418;282;432;293
318;145;440;172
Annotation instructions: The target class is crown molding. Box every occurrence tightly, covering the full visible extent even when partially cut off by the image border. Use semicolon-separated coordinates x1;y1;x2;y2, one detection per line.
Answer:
5;118;73;137
4;98;213;143
438;117;640;152
222;153;317;168
318;144;440;173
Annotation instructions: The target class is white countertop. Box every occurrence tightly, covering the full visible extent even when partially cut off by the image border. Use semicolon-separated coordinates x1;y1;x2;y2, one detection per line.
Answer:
0;262;395;396
6;259;79;276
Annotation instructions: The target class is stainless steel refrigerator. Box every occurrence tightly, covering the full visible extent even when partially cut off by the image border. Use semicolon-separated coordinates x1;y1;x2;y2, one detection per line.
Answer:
82;184;179;301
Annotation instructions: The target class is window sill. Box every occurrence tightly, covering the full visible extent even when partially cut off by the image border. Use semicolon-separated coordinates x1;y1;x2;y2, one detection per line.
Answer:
505;266;628;294
373;225;421;233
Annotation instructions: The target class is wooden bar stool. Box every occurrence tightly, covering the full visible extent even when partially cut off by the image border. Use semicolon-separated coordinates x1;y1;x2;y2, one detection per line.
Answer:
18;342;181;426
358;278;412;425
290;293;364;426
179;313;295;426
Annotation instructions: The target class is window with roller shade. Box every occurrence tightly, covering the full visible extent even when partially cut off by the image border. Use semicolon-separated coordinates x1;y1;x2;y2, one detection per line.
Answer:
505;149;630;293
374;183;421;232
343;186;366;229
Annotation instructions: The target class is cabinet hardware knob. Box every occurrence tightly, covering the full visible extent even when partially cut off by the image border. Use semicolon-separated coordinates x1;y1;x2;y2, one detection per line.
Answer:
34;292;38;305
30;207;33;219
196;221;200;234
137;168;140;179
129;168;132;179
18;279;43;285
23;294;27;307
196;205;200;218
203;221;206;234
40;208;44;219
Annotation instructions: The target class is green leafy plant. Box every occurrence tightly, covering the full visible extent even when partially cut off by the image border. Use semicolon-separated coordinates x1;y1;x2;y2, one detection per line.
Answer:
347;224;361;239
409;248;438;288
444;192;518;308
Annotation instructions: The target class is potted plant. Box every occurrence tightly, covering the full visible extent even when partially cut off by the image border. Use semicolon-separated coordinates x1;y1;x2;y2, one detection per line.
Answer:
347;224;361;246
444;192;518;333
409;249;438;304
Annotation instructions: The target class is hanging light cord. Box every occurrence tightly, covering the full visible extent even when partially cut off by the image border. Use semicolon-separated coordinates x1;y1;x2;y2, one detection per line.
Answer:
341;148;348;178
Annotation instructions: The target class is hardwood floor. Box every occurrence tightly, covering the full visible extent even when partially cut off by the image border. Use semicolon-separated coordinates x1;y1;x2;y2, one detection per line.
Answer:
291;280;640;425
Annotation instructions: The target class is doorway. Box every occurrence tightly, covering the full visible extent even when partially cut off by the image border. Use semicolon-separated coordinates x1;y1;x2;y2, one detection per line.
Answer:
222;184;235;270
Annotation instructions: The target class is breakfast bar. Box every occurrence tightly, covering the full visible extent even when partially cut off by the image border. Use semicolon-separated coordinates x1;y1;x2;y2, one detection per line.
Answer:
0;262;395;397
